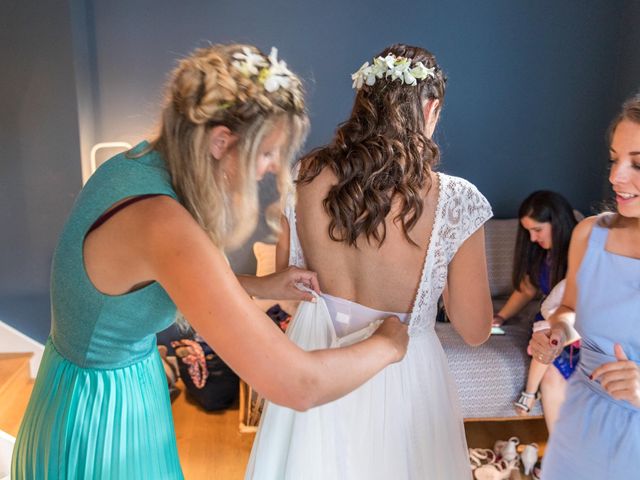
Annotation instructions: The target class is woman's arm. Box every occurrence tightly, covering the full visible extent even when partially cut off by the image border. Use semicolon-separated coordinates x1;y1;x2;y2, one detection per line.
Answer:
444;226;492;346
565;217;640;407
236;267;319;302
236;214;318;301
494;277;537;324
143;197;407;411
275;214;291;272
530;217;595;362
547;217;593;339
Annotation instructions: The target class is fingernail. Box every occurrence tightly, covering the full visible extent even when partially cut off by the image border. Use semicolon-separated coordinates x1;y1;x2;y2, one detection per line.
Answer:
310;297;317;303
551;340;558;346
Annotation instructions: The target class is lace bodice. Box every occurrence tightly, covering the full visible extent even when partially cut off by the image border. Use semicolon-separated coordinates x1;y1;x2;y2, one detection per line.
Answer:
283;172;492;337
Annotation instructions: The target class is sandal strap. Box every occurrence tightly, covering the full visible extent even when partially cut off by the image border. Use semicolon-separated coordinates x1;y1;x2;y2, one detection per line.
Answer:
518;390;538;399
514;391;539;413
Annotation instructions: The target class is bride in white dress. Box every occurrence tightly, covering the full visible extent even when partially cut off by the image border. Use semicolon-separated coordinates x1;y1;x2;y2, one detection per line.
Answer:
246;43;493;480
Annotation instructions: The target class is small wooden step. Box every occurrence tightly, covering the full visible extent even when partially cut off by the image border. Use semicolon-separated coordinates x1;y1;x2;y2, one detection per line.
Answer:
0;353;34;437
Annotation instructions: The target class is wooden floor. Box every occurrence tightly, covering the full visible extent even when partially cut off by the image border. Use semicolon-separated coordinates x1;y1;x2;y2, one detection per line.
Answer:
2;359;548;480
172;381;255;480
171;380;548;480
0;353;35;437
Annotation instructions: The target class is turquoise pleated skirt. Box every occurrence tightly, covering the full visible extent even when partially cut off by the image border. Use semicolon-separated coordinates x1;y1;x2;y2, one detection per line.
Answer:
11;338;184;479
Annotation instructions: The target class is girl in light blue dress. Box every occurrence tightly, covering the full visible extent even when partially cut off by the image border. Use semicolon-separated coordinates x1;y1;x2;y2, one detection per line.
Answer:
530;94;640;478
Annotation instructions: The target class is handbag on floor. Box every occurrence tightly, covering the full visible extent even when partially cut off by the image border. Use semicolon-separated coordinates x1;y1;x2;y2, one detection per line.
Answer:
172;334;239;411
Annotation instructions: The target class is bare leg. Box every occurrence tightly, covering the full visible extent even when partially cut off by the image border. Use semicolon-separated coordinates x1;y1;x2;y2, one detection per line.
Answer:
514;358;548;415
525;358;549;394
539;366;567;434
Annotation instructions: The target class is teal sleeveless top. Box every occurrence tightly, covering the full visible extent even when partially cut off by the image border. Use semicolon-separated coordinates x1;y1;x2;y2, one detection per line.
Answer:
51;142;178;367
12;142;185;479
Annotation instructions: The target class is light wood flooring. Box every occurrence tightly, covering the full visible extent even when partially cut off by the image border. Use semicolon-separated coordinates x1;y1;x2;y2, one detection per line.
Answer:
172;380;255;479
2;356;547;479
170;380;547;479
0;353;35;437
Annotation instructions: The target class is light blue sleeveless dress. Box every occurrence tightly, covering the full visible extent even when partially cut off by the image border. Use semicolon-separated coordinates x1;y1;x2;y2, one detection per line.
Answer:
11;142;184;479
542;215;640;478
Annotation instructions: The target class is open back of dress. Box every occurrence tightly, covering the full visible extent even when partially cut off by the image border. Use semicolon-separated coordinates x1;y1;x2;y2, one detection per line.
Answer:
246;172;492;480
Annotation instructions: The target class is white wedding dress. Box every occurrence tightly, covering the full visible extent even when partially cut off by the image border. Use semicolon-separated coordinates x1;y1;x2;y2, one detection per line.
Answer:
246;173;492;480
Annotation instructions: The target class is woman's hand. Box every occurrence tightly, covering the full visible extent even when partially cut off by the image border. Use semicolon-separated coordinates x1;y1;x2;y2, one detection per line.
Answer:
371;316;409;363
528;325;566;365
591;344;640;408
257;266;321;302
237;266;320;302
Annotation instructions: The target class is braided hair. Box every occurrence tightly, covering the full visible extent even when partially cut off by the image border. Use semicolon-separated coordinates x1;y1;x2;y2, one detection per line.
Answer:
137;44;309;249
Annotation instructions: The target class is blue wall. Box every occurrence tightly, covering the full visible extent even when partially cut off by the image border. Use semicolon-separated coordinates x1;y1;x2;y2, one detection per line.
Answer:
83;0;625;216
615;2;640;110
1;0;638;342
0;1;83;341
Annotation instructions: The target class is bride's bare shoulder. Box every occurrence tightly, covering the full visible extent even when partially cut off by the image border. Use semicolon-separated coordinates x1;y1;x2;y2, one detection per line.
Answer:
297;157;337;195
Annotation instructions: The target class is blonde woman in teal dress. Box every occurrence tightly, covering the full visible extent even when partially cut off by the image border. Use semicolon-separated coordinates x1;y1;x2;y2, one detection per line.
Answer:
11;44;409;479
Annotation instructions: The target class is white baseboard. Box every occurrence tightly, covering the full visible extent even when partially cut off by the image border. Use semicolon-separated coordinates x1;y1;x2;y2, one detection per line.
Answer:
0;321;44;379
0;430;15;480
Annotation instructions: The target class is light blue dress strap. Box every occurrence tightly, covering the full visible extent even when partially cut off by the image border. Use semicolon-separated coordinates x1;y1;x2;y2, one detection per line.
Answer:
586;214;611;249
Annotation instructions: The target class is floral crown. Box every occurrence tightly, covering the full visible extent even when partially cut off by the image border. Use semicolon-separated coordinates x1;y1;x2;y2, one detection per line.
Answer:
351;53;435;90
231;46;296;94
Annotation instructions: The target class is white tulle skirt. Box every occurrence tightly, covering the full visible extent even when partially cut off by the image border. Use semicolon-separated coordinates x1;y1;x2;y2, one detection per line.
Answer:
245;296;471;480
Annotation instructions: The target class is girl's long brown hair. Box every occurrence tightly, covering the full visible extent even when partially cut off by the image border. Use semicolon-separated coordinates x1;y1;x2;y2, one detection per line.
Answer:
512;191;577;292
298;44;447;247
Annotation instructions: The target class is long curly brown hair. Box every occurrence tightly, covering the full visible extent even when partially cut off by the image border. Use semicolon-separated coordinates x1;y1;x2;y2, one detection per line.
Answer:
298;44;447;247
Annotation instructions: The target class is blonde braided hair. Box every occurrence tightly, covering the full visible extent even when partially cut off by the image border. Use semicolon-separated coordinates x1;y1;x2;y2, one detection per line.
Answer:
139;44;308;250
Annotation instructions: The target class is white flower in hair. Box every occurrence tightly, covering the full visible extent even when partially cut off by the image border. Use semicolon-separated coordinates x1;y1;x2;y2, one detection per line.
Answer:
231;46;295;94
351;54;436;90
351;62;375;89
389;57;411;81
263;47;293;93
373;55;392;78
380;54;396;71
411;61;435;81
232;47;267;76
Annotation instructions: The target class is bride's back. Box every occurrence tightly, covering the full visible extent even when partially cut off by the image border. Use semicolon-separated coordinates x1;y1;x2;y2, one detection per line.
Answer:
286;43;448;314
295;165;440;313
